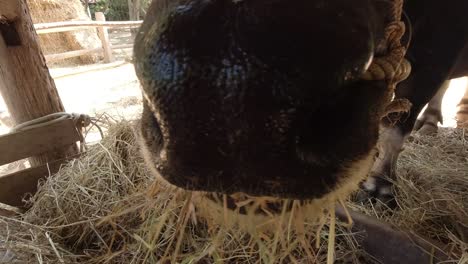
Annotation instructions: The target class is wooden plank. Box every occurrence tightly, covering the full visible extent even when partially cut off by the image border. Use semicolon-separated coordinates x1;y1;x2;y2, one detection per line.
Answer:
45;44;133;63
34;20;143;35
0;0;20;20
50;61;128;79
0;118;81;166
0;155;80;207
45;47;102;63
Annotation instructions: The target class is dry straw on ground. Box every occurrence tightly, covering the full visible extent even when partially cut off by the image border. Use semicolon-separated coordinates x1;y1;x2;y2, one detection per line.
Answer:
0;120;466;263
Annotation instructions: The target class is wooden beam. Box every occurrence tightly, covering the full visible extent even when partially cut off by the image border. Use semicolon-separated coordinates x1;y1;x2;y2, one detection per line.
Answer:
0;155;80;207
34;20;143;35
0;0;64;124
50;61;128;79
0;0;79;167
44;44;133;63
0;0;20;20
0;118;81;166
45;47;103;63
0;34;17;105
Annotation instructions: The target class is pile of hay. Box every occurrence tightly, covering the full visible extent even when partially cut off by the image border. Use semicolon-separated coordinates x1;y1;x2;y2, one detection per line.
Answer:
28;0;101;66
0;120;466;263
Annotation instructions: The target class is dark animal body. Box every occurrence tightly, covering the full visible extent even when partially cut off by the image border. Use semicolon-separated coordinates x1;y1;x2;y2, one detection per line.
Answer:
363;1;468;201
133;0;468;202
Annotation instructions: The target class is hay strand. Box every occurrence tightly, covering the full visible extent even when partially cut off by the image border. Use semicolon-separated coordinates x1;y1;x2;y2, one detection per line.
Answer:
327;208;336;264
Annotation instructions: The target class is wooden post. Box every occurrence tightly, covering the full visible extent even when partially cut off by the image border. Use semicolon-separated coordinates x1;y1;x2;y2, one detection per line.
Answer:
0;0;78;167
95;12;114;63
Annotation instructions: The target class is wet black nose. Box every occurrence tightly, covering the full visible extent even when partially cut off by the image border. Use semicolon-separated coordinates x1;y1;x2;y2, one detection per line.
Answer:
134;0;386;199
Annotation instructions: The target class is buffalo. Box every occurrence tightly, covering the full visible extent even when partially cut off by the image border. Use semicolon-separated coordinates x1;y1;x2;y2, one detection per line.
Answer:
133;0;468;204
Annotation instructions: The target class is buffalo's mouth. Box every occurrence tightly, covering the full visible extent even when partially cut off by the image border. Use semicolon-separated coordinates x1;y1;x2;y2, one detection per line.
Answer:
134;0;394;200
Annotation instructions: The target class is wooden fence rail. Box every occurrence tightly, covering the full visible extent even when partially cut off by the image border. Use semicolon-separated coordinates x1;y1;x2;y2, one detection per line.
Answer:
34;12;143;63
34;20;143;34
